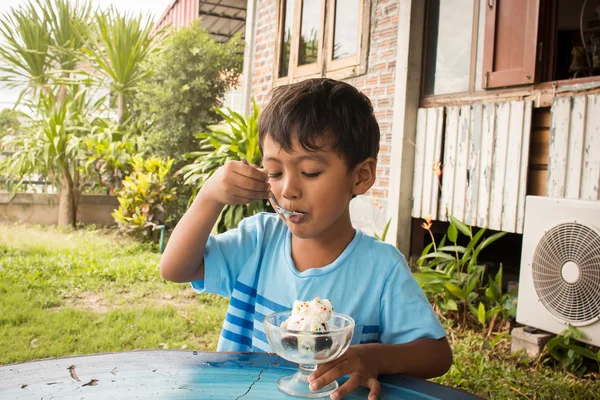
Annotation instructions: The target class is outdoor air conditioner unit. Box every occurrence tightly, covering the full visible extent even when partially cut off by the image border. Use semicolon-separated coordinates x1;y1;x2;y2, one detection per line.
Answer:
516;196;600;346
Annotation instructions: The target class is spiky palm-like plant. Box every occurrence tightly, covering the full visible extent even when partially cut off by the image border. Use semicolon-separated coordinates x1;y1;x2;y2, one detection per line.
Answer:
79;7;160;124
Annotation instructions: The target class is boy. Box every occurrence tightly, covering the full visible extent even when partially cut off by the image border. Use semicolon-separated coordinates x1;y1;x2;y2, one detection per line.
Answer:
160;78;452;400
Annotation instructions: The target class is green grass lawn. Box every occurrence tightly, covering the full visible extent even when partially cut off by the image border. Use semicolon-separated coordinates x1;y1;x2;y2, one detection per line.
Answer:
1;224;598;399
0;224;228;364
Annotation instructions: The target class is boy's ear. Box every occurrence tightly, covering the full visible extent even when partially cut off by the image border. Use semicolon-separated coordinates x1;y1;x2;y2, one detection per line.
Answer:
351;157;377;196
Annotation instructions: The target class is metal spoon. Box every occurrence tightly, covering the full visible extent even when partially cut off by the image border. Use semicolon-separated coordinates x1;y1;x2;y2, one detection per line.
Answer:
240;158;305;217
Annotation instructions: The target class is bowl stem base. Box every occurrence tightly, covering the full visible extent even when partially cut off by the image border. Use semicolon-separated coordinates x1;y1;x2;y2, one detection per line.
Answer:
277;370;338;398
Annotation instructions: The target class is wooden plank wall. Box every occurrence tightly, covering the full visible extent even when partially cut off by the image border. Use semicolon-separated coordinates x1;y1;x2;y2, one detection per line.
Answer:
412;101;532;233
412;107;444;220
547;94;600;200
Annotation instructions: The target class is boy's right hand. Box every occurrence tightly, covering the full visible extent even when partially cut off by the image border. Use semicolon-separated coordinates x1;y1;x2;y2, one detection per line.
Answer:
201;160;271;206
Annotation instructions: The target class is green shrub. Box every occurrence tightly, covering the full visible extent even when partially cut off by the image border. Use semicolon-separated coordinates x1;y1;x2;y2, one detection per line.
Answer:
413;216;512;332
133;19;244;160
112;155;178;240
180;100;270;233
540;325;600;377
80;120;141;194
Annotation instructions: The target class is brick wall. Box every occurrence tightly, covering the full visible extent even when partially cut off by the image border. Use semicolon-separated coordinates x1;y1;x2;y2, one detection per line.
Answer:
251;0;279;105
250;0;399;235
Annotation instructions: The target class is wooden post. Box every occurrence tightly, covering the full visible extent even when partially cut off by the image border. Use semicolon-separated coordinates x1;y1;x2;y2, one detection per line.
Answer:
241;0;257;117
387;0;426;256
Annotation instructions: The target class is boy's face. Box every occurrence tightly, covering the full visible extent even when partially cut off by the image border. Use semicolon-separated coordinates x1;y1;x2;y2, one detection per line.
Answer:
262;134;370;240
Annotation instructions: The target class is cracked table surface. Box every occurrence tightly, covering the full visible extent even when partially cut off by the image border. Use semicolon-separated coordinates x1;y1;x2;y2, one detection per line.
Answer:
0;350;482;399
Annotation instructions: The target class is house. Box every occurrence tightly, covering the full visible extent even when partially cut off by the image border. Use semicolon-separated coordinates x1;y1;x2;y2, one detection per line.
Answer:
156;0;600;259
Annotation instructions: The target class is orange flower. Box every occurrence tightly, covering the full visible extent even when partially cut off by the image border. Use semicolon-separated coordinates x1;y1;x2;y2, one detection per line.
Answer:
421;215;432;230
422;215;437;252
373;197;383;210
432;161;443;178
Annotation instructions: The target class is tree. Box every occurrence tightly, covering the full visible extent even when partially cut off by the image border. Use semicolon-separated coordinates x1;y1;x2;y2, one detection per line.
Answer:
2;89;101;222
0;0;93;226
0;1;158;226
79;7;159;124
133;19;244;160
0;1;52;96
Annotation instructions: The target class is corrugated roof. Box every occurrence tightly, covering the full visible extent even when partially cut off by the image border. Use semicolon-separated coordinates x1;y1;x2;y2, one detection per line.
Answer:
155;0;247;42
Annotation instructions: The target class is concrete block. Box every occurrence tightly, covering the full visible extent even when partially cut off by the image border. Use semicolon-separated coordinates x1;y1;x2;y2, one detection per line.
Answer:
511;327;554;357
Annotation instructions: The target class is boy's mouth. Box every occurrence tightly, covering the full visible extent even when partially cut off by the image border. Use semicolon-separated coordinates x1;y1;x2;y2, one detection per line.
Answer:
285;213;307;224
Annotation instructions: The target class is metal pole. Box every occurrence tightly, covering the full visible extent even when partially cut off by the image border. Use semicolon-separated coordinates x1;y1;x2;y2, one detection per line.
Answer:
159;225;166;254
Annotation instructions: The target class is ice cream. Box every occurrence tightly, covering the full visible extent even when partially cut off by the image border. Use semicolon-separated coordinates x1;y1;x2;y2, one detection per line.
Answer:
281;297;333;332
280;297;334;355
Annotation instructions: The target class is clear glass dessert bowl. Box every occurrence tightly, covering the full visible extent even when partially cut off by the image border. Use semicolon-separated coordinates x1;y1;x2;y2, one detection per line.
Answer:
264;311;355;398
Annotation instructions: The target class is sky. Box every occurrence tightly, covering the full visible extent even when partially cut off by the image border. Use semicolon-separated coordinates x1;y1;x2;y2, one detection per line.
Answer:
0;0;173;109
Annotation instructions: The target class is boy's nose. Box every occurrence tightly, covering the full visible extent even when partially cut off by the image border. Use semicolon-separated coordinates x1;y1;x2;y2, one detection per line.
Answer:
281;178;301;200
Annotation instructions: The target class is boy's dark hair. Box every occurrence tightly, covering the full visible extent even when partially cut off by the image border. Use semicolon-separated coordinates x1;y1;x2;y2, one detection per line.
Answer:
258;78;380;169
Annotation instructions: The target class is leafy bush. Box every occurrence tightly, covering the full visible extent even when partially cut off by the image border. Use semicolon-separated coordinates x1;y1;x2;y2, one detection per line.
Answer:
133;19;244;160
539;325;600;377
112;155;178;240
413;216;512;332
79;120;143;194
180;100;270;232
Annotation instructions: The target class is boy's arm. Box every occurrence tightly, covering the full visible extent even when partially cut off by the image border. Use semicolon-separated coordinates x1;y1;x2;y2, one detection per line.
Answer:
160;161;270;283
159;191;223;283
309;337;452;399
355;337;453;378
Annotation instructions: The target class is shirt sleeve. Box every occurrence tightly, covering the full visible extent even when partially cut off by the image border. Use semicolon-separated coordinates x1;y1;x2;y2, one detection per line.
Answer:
190;214;261;298
379;257;447;344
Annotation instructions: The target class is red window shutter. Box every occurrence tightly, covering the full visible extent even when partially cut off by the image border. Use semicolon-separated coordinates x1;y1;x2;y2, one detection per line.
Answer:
482;0;540;89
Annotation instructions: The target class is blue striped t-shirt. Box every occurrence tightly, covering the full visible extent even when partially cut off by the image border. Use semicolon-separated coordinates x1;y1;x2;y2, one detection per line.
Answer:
191;213;446;352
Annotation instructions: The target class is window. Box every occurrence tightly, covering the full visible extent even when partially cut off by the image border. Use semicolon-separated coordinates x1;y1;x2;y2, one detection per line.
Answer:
275;0;370;83
423;0;475;95
278;0;295;78
422;0;600;99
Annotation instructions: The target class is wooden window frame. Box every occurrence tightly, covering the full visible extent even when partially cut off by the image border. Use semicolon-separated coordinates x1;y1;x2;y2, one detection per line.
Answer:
274;0;370;86
291;0;327;79
420;0;600;107
324;0;370;78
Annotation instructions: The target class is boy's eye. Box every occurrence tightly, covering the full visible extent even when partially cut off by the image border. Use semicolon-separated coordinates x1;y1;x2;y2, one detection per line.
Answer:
302;172;322;178
268;172;282;178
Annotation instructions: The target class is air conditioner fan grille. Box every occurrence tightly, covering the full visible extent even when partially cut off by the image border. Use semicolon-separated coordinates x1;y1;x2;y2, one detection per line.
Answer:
532;222;600;324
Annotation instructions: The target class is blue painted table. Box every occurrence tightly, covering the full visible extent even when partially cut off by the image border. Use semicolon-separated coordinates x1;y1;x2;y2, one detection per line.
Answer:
0;351;482;399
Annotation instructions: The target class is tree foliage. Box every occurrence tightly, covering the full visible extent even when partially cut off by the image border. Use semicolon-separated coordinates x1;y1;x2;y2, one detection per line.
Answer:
0;0;159;226
78;8;159;123
133;19;244;160
0;1;52;94
0;108;24;140
79;119;144;193
0;0;96;226
181;101;270;232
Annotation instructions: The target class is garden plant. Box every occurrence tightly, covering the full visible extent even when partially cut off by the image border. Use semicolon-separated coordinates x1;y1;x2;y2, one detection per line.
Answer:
181;100;272;232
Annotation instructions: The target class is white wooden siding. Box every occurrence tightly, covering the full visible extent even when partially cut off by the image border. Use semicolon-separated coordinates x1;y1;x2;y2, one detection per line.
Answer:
411;107;444;219
412;101;532;233
548;94;600;200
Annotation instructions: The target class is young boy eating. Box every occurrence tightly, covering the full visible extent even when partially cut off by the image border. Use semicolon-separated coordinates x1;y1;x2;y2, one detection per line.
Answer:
160;78;452;399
